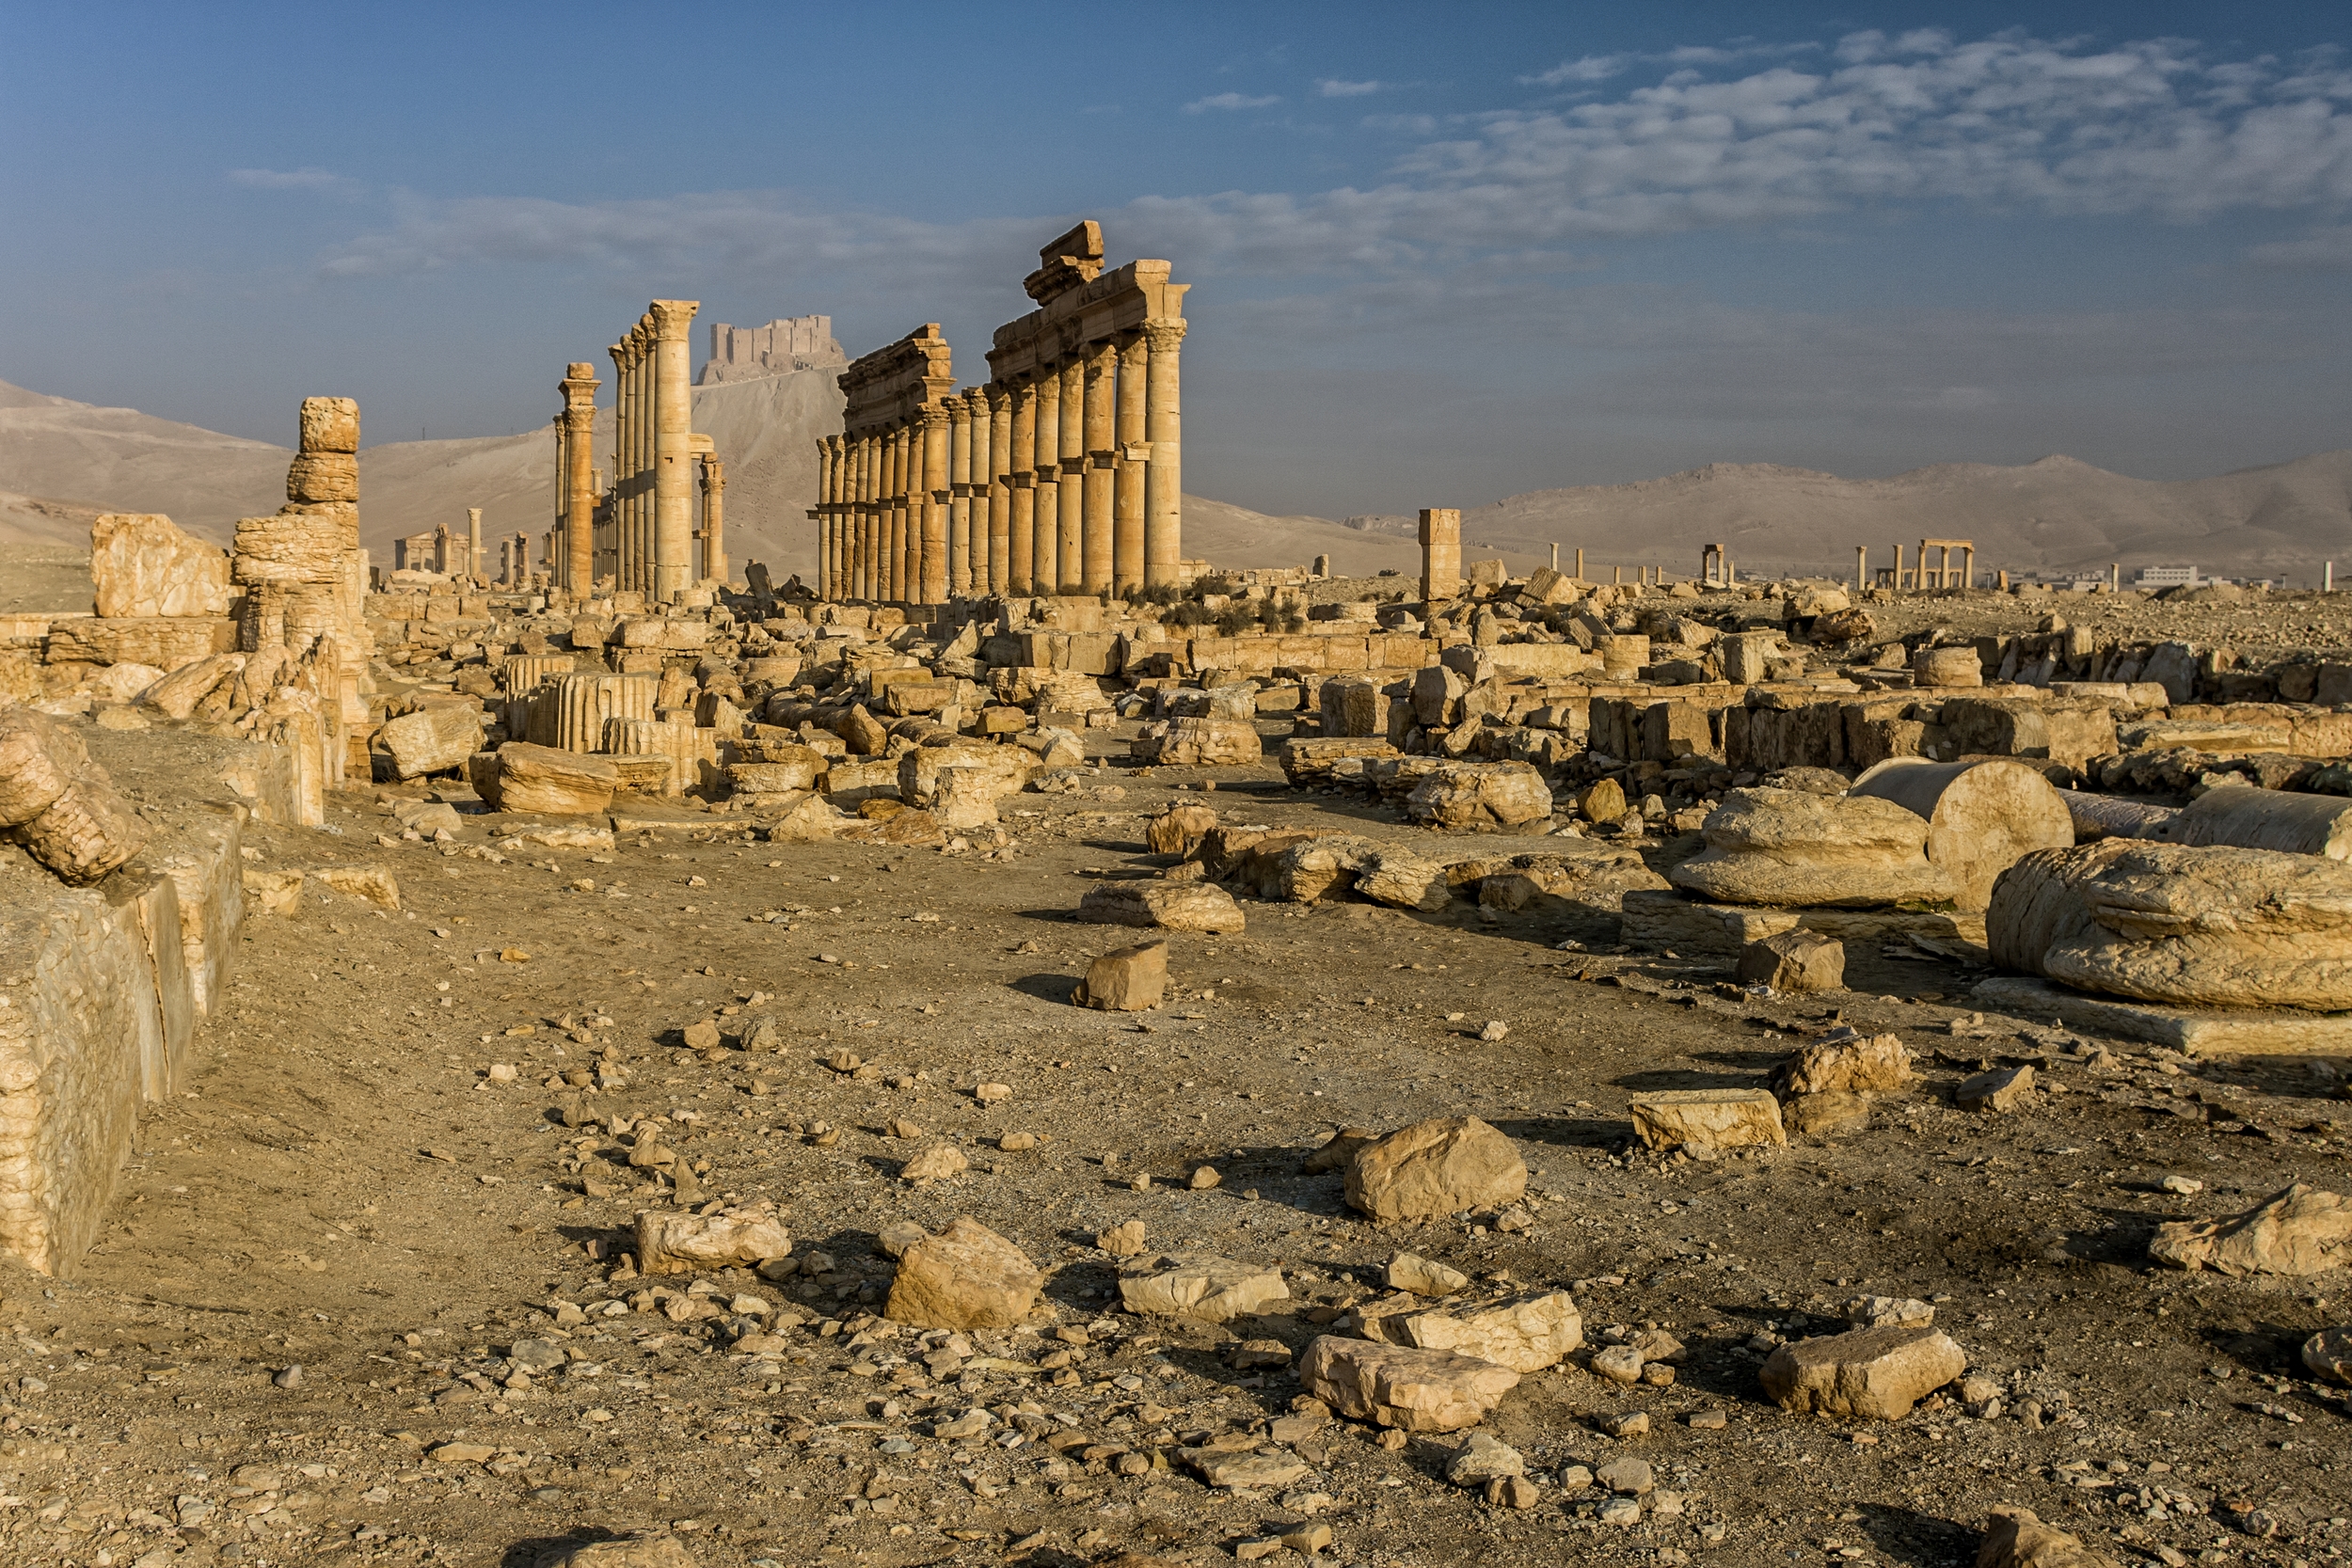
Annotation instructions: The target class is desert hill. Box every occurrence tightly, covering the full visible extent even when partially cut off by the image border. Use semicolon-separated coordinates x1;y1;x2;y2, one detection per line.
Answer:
5;371;2347;585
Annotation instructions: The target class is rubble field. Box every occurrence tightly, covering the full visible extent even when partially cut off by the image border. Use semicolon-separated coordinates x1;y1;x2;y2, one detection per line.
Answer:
0;709;2345;1568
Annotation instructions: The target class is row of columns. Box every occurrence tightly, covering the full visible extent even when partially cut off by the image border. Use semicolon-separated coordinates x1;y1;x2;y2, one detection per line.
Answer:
813;320;1183;602
601;299;697;602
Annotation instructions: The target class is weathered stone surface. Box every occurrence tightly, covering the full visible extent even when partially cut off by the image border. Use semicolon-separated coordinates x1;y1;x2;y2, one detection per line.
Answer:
40;616;238;672
242;868;303;916
1850;759;2076;912
764;794;850;843
885;1218;1041;1328
2161;784;2352;862
1911;646;1984;688
1758;1326;1966;1419
1074;940;1167;1011
90;514;230;618
1076;879;1247;934
10;762;148;886
1446;1432;1525;1485
2149;1184;2352;1277
898;743;1035;808
498;743;617;816
1097;1219;1147;1258
1975;1506;2124;1568
1369;1290;1583;1373
310;865;400;910
1773;1032;1914;1097
633;1209;791;1275
299;395;360;454
378;705;485;781
1629;1089;1787;1152
1303;1127;1375;1175
1298;1335;1519;1433
1118;1253;1287;1322
1146;802;1219;856
1134;716;1263;767
1988;841;2352;1011
1346;1116;1526;1222
1406;762;1553;829
532;1537;699;1568
0;708;84;829
2303;1326;2352;1386
1671;788;1958;909
1387;1252;1470;1297
1184;1450;1311;1490
1957;1064;2035;1113
1738;929;1845;991
1354;849;1454;911
137;652;243;720
898;1144;969;1182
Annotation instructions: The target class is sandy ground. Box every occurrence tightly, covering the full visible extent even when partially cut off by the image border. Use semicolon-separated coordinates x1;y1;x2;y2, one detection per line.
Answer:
0;715;2344;1568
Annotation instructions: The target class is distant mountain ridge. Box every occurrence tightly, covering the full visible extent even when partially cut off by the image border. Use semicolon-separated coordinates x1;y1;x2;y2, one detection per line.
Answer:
3;373;2346;583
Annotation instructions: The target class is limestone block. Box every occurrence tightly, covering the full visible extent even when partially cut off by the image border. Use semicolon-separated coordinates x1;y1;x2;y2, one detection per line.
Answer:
1850;758;2075;911
138;652;244;721
2304;1327;2352;1386
231;514;346;586
1912;646;1983;688
727;760;819;796
1320;676;1390;737
1628;1089;1787;1152
90;515;230;619
1146;802;1219;857
1372;1289;1583;1372
299;396;359;454
40;617;237;673
1773;1033;1913;1097
1077;880;1247;934
377;705;484;780
242;869;302;915
310;865;401;910
0;879;163;1274
1278;736;1399;784
1345;1116;1526;1222
135;805;243;1017
898;743;1034;808
1957;1064;2034;1113
2149;1184;2351;1277
1184;1450;1311;1491
1132;716;1263;767
285;451;358;505
764;794;851;843
1386;1253;1470;1296
1356;849;1454;911
498;744;618;816
1975;1507;2123;1568
1737;929;1845;991
1297;1335;1520;1433
1759;1326;1966;1418
2160;785;2352;861
0;707;85;828
110;872;192;1101
884;1217;1041;1329
1118;1252;1287;1322
1669;787;1958;909
633;1209;791;1275
930;768;1018;831
1074;940;1167;1011
1987;841;2352;1010
1405;762;1553;829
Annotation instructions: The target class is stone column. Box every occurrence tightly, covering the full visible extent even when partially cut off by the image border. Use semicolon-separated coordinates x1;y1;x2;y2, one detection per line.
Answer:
847;436;865;601
700;455;725;586
1143;320;1185;590
861;432;880;602
467;507;484;584
986;384;1012;594
1056;354;1085;594
1081;341;1117;594
1419;507;1462;601
920;405;949;605
1031;369;1060;595
607;340;629;590
889;422;910;603
814;437;833;599
946;397;973;597
563;362;598;594
1114;331;1147;594
1008;379;1037;594
628;327;649;593
649;298;698;603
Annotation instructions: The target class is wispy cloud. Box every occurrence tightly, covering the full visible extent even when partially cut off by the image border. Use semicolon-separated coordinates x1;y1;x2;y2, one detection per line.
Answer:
1316;78;1383;97
2246;224;2352;268
230;166;360;195
1184;91;1280;113
1526;55;1628;87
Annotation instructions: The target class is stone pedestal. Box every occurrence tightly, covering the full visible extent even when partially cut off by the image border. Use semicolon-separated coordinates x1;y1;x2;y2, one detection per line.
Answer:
1420;508;1462;602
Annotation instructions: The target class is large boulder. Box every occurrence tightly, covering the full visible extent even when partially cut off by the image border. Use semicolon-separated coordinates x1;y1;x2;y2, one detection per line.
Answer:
1629;1089;1787;1152
91;514;230;618
633;1209;791;1275
498;744;618;816
1405;762;1553;829
1988;841;2352;1010
1759;1325;1966;1419
1133;717;1263;767
1073;940;1167;1011
884;1218;1041;1328
2149;1185;2352;1277
1345;1116;1526;1222
378;705;485;781
1360;1289;1583;1372
1297;1336;1519;1433
1670;788;1958;908
0;707;149;884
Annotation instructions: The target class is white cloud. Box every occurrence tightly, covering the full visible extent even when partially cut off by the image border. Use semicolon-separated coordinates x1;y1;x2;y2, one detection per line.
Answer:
1184;91;1280;113
230;166;359;194
1527;55;1629;87
1316;78;1383;97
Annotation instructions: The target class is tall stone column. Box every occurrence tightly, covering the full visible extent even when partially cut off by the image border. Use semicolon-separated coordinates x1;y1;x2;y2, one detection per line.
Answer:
563;362;598;594
1142;320;1185;590
1008;379;1036;594
847;436;865;601
814;436;834;599
648;298;698;603
1081;341;1117;594
861;432;879;602
467;507;484;585
627;328;648;592
607;340;629;590
888;423;910;603
986;384;1012;594
1031;369;1060;595
946;397;973;597
1114;332;1147;594
1056;354;1085;594
1419;507;1461;601
920;405;950;605
700;455;725;586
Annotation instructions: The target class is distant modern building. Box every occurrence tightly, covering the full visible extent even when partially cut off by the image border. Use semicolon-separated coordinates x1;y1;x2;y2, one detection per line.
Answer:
2136;565;2201;587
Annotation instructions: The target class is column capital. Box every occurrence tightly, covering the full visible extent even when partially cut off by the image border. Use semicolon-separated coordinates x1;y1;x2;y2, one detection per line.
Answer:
1143;319;1187;354
942;399;970;425
648;299;700;340
984;382;1012;411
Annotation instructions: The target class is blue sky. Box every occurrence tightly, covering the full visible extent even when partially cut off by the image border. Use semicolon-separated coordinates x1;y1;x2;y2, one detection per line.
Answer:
4;2;2350;515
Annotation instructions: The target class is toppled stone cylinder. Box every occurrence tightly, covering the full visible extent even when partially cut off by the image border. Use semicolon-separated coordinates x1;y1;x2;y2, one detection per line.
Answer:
0;707;148;885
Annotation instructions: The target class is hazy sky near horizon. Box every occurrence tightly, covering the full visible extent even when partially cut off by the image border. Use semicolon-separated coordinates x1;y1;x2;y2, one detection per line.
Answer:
5;2;2351;517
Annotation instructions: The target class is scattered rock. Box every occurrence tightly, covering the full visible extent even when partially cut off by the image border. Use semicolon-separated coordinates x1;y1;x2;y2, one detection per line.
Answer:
899;1144;970;1182
633;1210;791;1275
2150;1184;2352;1276
1184;1449;1311;1491
2302;1327;2351;1386
877;1221;928;1259
884;1218;1042;1329
1738;929;1845;992
1097;1219;1148;1258
1759;1325;1968;1419
1976;1506;2124;1568
1076;880;1247;934
1297;1335;1520;1433
1386;1252;1470;1297
1628;1088;1787;1152
1446;1432;1525;1486
1074;940;1168;1010
1597;1457;1654;1495
1119;1253;1288;1322
1344;1116;1527;1223
1958;1064;2035;1114
1188;1164;1220;1189
1845;1296;1935;1329
1774;1033;1913;1097
1476;1020;1509;1042
1302;1127;1376;1175
1591;1345;1645;1384
1365;1289;1583;1373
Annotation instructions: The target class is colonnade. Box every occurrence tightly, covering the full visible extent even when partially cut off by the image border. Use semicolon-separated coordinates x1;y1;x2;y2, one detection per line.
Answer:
593;299;697;601
813;222;1187;603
